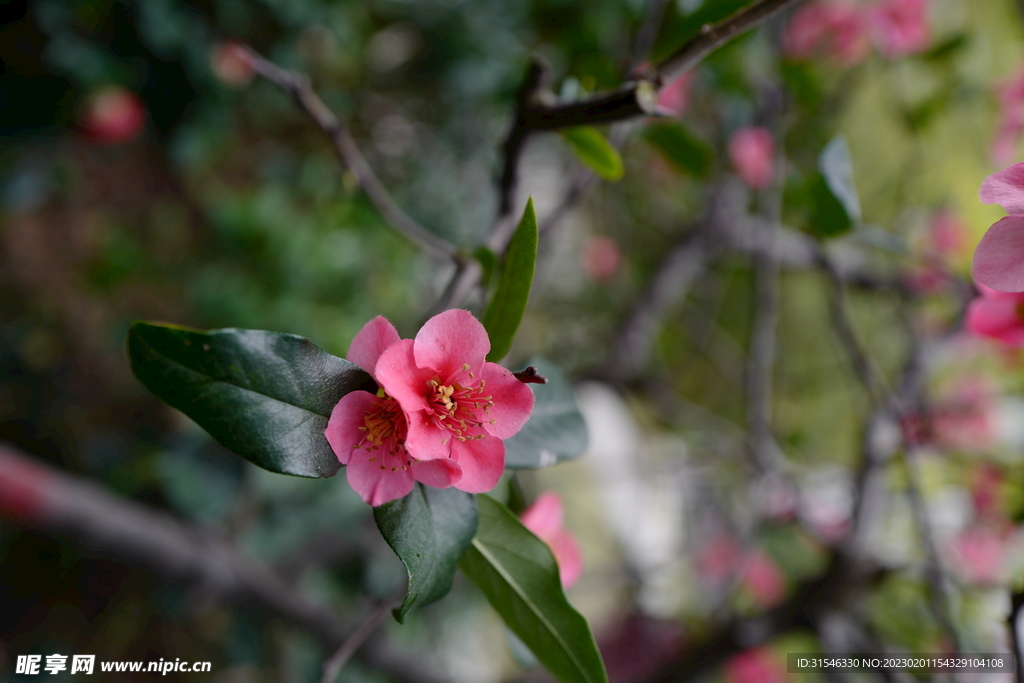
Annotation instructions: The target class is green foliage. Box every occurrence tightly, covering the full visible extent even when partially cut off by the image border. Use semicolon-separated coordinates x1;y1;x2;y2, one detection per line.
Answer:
128;322;371;478
643;122;713;177
374;485;478;622
562;126;625;181
460;495;608;683
504;358;589;469
808;136;861;237
482;198;539;362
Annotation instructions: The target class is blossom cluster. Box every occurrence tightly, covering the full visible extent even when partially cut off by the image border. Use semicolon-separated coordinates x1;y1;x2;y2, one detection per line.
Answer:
782;0;930;65
325;310;535;506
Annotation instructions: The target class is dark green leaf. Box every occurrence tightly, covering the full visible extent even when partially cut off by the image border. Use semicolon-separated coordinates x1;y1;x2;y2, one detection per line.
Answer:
808;172;852;237
562;126;624;181
128;322;371;478
460;495;608;683
374;484;478;622
482;198;539;362
505;358;588;469
643;122;712;177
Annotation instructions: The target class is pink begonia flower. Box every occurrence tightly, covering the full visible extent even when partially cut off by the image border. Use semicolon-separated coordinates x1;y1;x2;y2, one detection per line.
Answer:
325;316;463;506
656;70;694;117
867;0;931;59
973;163;1024;292
80;86;146;145
782;1;871;66
724;648;788;683
519;491;584;588
728;127;776;190
966;281;1024;346
374;309;535;494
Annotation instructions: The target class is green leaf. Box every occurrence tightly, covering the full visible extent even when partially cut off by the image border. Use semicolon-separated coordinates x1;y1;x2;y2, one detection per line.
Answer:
818;136;861;223
374;484;478;622
482;198;539;362
562;126;624;181
504;358;588;469
643;122;712;177
128;322;371;478
808;173;852;237
460;495;608;683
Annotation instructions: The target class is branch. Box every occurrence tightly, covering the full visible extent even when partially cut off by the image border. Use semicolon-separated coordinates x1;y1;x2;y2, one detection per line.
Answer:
239;48;460;263
521;0;807;131
1009;592;1024;683
0;444;444;683
321;593;401;683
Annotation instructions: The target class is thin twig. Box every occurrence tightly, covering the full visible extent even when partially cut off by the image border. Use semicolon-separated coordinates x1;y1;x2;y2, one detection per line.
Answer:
239;47;460;263
1009;592;1024;683
522;0;808;130
321;592;402;683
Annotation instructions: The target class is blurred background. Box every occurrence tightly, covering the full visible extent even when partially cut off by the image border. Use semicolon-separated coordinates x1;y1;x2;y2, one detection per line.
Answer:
4;0;1024;681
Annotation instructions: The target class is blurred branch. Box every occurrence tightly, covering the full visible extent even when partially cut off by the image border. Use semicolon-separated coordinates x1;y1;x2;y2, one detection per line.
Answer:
522;0;807;130
1010;592;1024;683
239;47;461;264
0;444;444;683
321;592;402;683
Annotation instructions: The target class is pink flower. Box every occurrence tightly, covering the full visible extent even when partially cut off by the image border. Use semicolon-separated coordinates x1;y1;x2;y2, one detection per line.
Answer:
741;550;786;608
973;163;1024;292
992;66;1024;167
519;491;584;588
374;309;535;494
211;42;255;88
966;282;1024;346
79;86;146;145
325;316;463;506
867;0;931;59
949;525;1007;585
782;1;870;65
728;127;776;190
724;648;788;683
656;70;694;117
580;235;622;282
931;380;996;451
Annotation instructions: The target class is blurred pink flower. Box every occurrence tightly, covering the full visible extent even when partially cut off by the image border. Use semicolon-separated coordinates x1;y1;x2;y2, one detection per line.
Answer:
966;282;1024;346
973;163;1024;292
931;380;996;451
782;1;870;65
970;463;1004;520
697;535;742;583
949;525;1007;585
728;127;776;189
867;0;931;58
325;316;462;506
211;41;255;88
724;648;788;683
519;491;584;588
741;550;786;608
79;86;146;145
656;70;694;116
927;210;969;260
581;235;622;282
374;309;534;493
991;64;1024;167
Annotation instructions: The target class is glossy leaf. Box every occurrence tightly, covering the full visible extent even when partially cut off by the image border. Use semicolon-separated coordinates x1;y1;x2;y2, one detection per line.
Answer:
128;322;371;478
562;126;624;181
482;198;538;362
504;358;588;469
643;122;712;177
460;495;608;683
374;484;478;622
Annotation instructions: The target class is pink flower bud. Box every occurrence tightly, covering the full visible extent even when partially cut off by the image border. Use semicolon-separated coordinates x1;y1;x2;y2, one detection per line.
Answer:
79;86;145;145
728;127;775;189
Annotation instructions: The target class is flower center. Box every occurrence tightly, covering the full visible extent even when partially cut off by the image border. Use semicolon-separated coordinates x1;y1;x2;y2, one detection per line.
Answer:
428;375;495;443
356;396;412;471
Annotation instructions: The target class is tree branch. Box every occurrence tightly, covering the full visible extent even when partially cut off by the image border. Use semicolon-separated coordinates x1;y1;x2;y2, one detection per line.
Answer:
239;47;460;263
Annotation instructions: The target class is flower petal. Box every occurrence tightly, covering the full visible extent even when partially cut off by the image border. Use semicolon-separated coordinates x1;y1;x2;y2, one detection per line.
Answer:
980;163;1024;214
414;309;490;379
347;316;401;380
966;297;1024;346
411;457;463;488
972;216;1024;292
550;529;584;589
519;491;565;540
376;339;432;412
450;435;505;493
345;447;416;506
402;409;452;461
480;363;535;438
325;390;378;465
